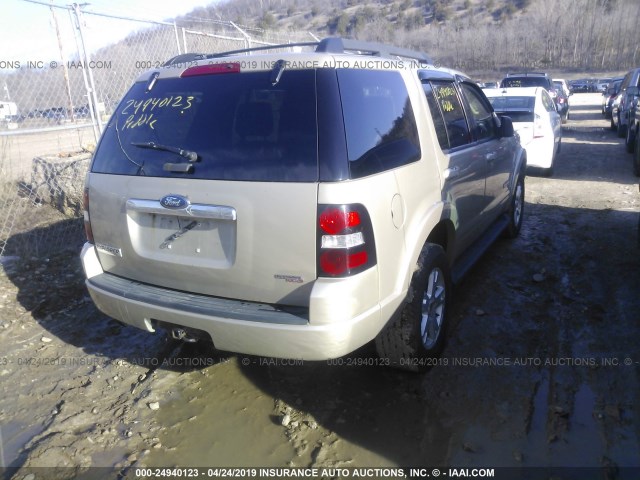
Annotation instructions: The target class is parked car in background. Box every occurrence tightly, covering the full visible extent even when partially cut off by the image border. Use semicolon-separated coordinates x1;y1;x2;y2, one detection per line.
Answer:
478;81;499;89
0;101;18;123
570;79;590;93
500;72;567;121
611;91;623;131
633;105;640;176
553;83;570;123
73;105;91;118
614;67;640;143
485;86;561;176
596;78;612;92
27;109;44;118
501;73;556;94
553;78;571;98
80;37;526;370
625;92;640;154
42;107;67;123
602;77;623;118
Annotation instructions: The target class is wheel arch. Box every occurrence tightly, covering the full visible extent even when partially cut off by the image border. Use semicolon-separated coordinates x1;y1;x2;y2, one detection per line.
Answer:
400;206;456;300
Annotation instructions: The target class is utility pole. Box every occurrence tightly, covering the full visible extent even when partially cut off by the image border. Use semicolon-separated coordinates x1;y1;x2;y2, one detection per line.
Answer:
71;2;103;137
50;0;75;122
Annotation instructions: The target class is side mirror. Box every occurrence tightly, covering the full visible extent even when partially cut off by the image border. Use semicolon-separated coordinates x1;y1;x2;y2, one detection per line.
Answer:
499;115;515;137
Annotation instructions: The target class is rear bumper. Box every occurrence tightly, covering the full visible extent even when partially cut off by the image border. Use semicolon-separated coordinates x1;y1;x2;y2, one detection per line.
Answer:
522;137;555;169
81;243;384;360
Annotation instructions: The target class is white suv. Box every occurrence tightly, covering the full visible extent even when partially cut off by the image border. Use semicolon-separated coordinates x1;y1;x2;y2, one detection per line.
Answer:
81;38;526;371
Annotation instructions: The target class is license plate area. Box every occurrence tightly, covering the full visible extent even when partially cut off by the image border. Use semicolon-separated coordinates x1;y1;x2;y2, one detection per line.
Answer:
125;200;237;268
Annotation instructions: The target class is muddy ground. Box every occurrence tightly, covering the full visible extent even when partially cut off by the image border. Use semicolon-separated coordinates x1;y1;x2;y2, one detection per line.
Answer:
1;93;639;479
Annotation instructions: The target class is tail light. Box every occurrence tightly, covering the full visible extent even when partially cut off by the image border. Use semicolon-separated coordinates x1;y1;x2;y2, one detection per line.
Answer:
180;62;240;77
317;204;376;277
83;187;94;243
533;113;545;138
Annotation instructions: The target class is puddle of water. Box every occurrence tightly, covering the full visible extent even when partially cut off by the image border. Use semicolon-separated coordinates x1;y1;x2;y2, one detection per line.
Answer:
525;377;603;467
553;382;601;465
142;354;450;468
0;420;45;469
448;376;612;468
143;359;296;467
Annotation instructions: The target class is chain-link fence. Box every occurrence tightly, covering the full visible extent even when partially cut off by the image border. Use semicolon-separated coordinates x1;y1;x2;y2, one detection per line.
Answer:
0;2;311;260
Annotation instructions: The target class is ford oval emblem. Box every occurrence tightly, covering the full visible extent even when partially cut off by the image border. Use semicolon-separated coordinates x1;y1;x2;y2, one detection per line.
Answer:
160;194;189;210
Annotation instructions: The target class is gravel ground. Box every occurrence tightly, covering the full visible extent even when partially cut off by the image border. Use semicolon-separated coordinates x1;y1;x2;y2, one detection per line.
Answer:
0;93;639;479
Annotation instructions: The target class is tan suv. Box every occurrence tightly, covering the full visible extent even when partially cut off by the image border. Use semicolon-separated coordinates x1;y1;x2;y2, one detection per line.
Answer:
81;38;526;371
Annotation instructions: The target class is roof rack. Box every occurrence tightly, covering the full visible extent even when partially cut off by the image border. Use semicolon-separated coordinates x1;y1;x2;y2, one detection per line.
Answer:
164;53;207;66
316;37;432;63
163;37;432;66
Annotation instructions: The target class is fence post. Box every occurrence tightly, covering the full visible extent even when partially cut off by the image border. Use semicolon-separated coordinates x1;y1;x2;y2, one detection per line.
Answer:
51;4;76;123
174;21;182;55
230;22;251;50
71;2;103;140
182;27;189;53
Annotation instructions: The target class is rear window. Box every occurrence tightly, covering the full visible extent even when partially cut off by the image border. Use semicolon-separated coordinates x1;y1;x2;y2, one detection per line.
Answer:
500;77;550;89
488;96;535;122
91;69;318;182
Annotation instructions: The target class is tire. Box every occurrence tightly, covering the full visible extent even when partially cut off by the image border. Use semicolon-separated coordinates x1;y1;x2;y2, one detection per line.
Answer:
504;174;525;237
375;244;450;372
617;115;626;138
626;124;636;153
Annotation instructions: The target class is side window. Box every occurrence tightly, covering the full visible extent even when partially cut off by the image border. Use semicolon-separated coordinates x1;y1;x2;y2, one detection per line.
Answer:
422;82;449;150
460;83;497;142
337;70;421;179
541;90;555;112
431;81;471;149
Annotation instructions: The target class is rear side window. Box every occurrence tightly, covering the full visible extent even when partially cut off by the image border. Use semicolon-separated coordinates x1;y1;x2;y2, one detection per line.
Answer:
422;82;449;150
459;83;496;142
541;90;555;112
337;70;420;178
430;81;471;149
91;70;318;182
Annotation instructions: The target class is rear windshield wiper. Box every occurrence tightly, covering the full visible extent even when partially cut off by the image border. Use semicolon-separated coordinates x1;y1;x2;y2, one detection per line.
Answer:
131;141;199;162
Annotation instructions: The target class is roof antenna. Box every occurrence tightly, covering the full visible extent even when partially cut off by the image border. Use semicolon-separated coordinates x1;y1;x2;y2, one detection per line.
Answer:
147;71;159;92
271;59;286;86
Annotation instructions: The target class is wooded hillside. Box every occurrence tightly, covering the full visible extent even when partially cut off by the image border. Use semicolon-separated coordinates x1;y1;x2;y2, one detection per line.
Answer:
181;0;640;75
